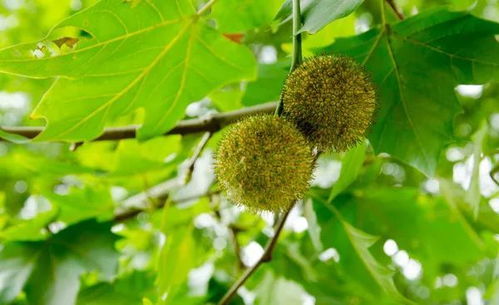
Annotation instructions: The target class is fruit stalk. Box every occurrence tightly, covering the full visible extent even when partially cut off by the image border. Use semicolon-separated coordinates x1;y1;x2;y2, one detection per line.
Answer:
275;0;302;116
290;0;303;71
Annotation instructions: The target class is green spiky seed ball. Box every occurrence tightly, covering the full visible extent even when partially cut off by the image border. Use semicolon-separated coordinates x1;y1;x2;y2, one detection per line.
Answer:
281;55;376;152
215;115;313;213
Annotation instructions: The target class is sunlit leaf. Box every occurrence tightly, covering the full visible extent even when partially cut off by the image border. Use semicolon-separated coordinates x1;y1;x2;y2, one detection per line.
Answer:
0;0;256;141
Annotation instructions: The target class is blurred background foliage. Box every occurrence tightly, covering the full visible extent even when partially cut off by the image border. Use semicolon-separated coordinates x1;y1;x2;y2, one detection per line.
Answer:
0;0;497;305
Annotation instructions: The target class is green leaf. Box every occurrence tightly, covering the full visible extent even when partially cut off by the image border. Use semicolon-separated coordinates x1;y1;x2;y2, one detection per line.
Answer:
43;186;114;225
0;220;119;305
157;225;195;301
242;61;289;106
0;209;57;241
320;10;499;175
314;199;413;304
156;203;203;305
0;0;256;141
328;187;488;272
328;141;367;202
0;129;30;144
212;0;282;32
77;271;155;305
275;0;365;33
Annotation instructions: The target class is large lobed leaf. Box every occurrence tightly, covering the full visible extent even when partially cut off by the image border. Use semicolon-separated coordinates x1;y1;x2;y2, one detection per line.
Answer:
0;220;119;305
321;10;499;175
0;0;256;141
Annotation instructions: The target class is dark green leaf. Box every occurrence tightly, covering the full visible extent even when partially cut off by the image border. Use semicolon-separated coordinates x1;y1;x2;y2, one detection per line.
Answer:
313;198;413;303
320;10;499;175
0;220;119;305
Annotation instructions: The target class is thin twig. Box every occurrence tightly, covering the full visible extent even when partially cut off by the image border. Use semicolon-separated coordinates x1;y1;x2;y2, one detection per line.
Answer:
182;131;212;184
115;131;214;221
385;0;404;20
216;206;294;305
0;102;276;143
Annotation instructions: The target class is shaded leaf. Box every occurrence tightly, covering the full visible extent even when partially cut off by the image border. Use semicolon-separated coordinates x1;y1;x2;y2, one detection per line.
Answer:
0;220;119;305
314;198;413;303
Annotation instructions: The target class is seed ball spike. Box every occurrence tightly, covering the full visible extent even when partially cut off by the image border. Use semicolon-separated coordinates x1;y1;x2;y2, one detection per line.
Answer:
281;55;376;152
214;115;314;213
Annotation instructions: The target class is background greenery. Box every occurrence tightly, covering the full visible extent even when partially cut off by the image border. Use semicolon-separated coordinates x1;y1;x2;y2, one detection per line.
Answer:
0;0;498;304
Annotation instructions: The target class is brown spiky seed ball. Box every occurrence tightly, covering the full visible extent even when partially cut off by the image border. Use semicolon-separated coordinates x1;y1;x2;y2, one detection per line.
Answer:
281;55;376;152
215;115;313;213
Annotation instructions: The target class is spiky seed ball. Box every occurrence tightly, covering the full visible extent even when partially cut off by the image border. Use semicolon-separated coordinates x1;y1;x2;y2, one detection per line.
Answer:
281;55;376;152
215;115;313;213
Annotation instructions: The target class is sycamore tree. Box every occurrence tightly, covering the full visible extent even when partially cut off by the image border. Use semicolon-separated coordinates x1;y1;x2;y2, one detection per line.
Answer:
0;0;498;304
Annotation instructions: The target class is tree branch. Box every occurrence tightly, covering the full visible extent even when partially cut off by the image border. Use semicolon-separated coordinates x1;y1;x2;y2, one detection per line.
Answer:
216;206;294;305
0;102;276;142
